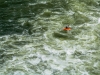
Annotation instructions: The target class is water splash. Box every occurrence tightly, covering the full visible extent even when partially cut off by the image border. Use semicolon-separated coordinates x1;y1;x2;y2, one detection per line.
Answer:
0;0;100;75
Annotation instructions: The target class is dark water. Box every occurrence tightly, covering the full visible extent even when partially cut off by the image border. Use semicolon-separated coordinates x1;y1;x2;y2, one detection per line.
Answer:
0;0;100;75
0;0;35;35
0;0;99;35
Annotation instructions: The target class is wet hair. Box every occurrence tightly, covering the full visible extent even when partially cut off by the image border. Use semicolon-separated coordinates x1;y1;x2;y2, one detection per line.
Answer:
66;26;69;28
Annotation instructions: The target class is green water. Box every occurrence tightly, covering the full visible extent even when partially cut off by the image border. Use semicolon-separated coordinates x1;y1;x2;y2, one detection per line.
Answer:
0;0;100;75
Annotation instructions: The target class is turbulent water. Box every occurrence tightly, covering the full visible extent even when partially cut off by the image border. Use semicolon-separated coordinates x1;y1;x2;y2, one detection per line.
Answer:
0;0;100;75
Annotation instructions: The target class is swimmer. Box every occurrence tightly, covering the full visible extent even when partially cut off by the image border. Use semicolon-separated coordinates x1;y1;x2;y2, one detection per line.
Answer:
63;26;71;31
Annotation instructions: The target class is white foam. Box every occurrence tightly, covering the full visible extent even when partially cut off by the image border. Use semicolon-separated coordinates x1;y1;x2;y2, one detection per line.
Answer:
50;64;64;71
43;69;52;75
27;58;41;65
98;18;100;24
14;71;24;75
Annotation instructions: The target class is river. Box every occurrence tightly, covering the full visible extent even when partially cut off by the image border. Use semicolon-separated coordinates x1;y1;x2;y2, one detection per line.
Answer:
0;0;100;75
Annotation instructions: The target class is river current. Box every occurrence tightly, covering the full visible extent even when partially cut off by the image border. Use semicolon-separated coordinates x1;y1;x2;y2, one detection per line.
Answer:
0;0;100;75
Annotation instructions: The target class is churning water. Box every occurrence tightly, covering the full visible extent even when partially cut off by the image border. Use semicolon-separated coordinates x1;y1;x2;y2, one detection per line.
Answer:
0;0;100;75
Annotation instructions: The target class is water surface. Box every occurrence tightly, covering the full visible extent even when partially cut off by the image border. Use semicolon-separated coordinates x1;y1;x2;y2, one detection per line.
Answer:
0;0;100;75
